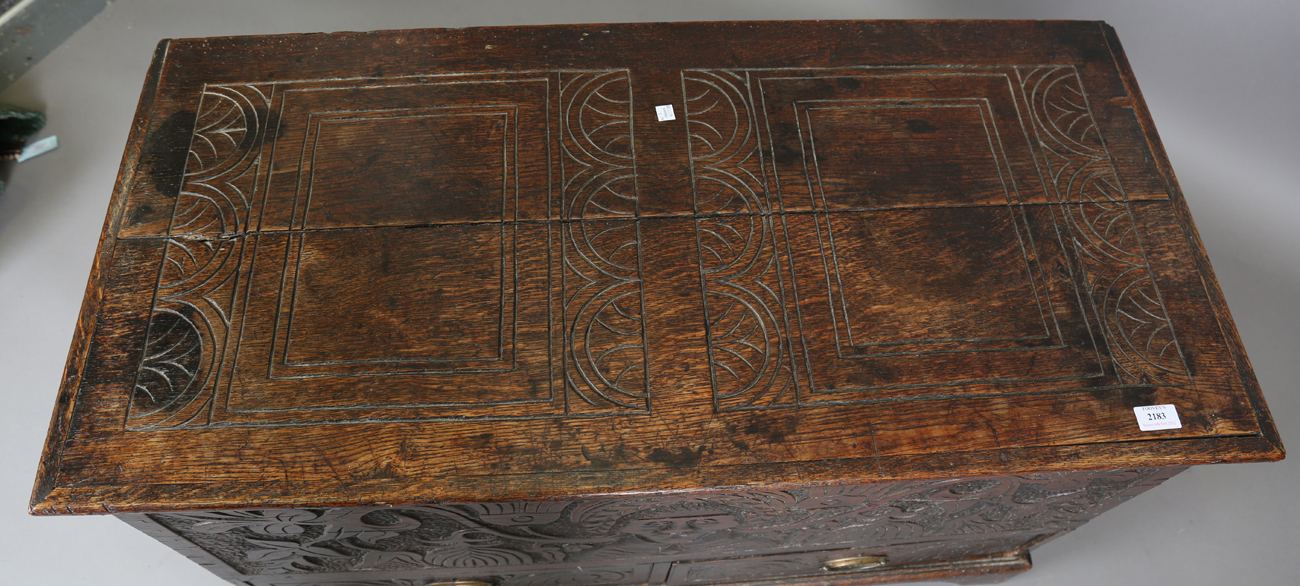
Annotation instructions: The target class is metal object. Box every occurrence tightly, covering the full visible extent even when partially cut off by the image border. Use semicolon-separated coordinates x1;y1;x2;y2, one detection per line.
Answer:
823;554;888;571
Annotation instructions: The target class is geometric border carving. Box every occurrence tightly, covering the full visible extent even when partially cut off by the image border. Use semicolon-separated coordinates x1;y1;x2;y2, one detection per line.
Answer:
1018;66;1190;386
685;66;1190;412
128;70;649;430
558;71;650;414
687;70;799;411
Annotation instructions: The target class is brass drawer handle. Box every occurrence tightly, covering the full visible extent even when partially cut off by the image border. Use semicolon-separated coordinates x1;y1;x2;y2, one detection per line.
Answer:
425;581;494;586
823;554;888;571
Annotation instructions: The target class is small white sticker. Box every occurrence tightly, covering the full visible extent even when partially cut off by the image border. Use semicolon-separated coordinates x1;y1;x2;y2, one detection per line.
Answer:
1134;404;1181;431
18;135;58;162
655;104;676;122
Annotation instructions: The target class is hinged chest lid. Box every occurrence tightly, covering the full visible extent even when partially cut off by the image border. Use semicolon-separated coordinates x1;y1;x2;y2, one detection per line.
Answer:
32;20;1282;515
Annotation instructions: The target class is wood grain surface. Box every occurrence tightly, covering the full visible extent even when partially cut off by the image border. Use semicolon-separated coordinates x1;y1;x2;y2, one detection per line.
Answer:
31;20;1281;522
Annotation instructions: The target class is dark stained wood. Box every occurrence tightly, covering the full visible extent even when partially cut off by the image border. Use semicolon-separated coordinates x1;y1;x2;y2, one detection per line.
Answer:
31;19;1282;586
1098;25;1286;453
114;467;1176;586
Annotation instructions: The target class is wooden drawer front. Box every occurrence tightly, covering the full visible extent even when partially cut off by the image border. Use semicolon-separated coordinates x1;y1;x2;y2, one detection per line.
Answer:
248;535;1033;586
666;536;1031;585
257;566;657;586
130;468;1173;582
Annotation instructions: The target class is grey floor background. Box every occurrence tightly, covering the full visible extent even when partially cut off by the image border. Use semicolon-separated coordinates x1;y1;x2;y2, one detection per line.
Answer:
1;1;1297;584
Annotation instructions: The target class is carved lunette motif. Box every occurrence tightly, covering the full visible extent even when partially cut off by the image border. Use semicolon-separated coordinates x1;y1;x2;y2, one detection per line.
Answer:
144;468;1179;577
128;71;648;429
684;70;799;412
1017;66;1190;385
127;84;272;429
558;70;650;414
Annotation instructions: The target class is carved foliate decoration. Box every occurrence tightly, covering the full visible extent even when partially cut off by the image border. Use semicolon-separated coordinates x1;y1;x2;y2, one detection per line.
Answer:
149;468;1174;576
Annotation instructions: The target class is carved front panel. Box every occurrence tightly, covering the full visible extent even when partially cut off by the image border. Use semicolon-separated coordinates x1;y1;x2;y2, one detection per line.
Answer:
136;468;1178;581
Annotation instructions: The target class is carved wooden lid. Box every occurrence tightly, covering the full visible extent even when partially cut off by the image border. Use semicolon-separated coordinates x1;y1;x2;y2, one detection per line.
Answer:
32;20;1282;515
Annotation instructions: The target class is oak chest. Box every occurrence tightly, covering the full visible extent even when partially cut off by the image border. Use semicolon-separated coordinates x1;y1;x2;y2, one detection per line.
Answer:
32;20;1283;586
